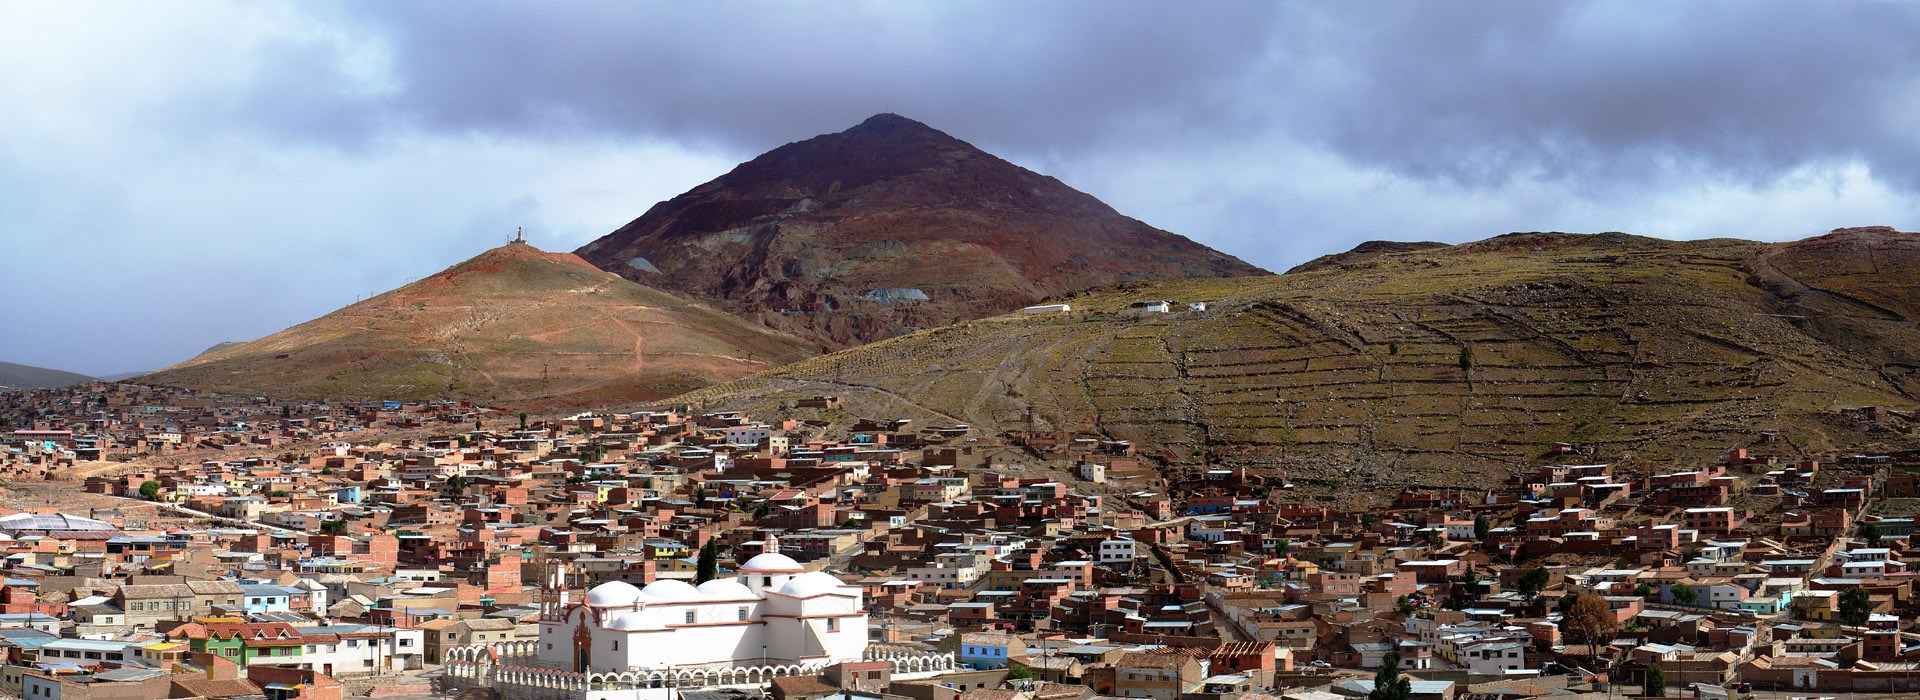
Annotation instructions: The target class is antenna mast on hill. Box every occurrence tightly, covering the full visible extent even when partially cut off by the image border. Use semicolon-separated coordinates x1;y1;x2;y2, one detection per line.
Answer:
514;227;526;244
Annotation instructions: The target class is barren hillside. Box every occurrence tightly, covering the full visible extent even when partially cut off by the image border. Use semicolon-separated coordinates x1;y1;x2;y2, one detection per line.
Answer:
143;242;816;406
577;113;1265;348
678;228;1920;489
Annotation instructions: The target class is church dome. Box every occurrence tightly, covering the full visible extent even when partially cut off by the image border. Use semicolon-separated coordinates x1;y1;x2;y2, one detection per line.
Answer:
585;580;642;607
778;571;846;598
641;579;703;602
739;552;805;573
608;610;660;631
696;579;755;599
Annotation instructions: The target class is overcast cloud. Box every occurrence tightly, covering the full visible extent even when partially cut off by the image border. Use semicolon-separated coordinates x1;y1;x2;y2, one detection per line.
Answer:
3;1;1918;375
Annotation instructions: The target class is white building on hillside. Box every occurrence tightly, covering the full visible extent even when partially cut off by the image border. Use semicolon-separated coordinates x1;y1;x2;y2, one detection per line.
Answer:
537;537;868;673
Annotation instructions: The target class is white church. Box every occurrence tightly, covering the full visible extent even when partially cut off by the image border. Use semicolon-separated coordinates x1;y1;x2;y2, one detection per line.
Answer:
538;537;869;673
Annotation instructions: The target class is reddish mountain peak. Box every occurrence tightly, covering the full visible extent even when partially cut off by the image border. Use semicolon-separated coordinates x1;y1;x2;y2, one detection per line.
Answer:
436;241;600;280
576;114;1266;348
846;112;941;135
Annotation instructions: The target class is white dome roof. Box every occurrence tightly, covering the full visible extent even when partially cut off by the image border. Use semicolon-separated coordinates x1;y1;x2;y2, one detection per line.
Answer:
585;581;641;607
608;610;659;631
641;579;703;602
739;552;804;572
697;579;755;599
778;571;846;598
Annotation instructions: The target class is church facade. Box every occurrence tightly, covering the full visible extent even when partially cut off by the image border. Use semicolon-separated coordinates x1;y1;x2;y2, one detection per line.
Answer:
537;538;869;673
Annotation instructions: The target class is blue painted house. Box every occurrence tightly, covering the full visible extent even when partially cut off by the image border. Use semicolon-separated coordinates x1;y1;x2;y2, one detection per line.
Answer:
951;632;1024;670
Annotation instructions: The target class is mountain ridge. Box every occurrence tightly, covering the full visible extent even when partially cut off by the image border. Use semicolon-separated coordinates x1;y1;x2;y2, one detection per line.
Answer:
673;227;1920;490
0;362;96;390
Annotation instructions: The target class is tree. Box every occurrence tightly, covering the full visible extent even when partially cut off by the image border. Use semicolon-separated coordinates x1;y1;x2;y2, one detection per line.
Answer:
320;519;347;535
1396;595;1416;615
474;418;483;431
138;481;161;500
269;490;289;498
1643;663;1665;698
1006;664;1036;682
1424;529;1445;550
518;412;529;430
1838;587;1873;627
1458;345;1474;371
1367;650;1412;700
695;540;720;584
1634;582;1653;599
1274;537;1292;558
1561;593;1620;652
1473;515;1491;541
1517;567;1550;602
445;475;467;495
1863;526;1883;548
1671;583;1698;607
1448;571;1482;610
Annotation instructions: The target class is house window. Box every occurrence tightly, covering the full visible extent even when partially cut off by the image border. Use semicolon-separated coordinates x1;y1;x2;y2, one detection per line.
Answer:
738;608;749;621
685;611;696;624
826;618;837;632
613;641;620;651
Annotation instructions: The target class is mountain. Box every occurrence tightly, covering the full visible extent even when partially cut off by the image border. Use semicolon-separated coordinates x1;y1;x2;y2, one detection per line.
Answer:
141;242;816;406
193;341;246;358
576;113;1266;348
677;227;1920;491
0;362;96;390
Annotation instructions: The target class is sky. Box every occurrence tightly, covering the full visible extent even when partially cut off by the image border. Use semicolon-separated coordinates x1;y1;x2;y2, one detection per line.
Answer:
4;2;1919;376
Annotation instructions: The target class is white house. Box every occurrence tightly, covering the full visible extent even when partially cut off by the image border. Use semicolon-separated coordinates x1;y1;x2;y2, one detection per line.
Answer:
906;553;987;590
722;425;773;448
1836;548;1904;578
1098;538;1137;565
537;537;868;673
297;624;425;676
1459;639;1529;674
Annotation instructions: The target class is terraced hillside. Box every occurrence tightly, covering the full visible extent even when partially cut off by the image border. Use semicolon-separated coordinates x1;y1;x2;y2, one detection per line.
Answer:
143;242;816;406
680;228;1920;489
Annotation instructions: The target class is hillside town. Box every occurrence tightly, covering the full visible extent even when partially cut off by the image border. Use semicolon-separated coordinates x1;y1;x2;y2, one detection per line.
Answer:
0;383;1917;699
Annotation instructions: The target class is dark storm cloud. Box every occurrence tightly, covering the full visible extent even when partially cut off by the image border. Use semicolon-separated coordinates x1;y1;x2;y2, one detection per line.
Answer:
4;1;1919;375
318;2;1920;191
1283;3;1920;189
327;2;1282;155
